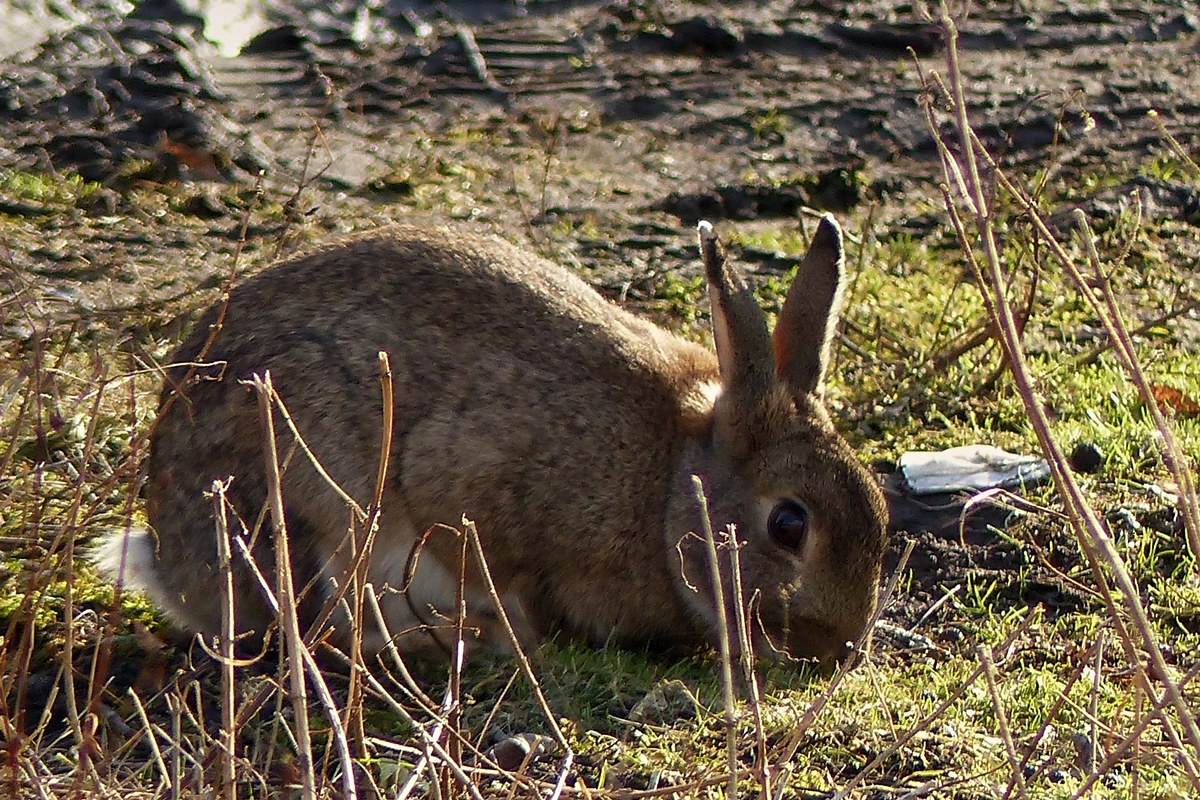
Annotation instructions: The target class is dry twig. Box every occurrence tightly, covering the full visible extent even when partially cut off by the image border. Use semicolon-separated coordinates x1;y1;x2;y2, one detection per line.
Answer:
929;4;1200;780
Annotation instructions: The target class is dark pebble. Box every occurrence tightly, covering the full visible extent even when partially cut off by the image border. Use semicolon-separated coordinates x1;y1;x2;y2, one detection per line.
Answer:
489;733;551;772
1069;441;1103;474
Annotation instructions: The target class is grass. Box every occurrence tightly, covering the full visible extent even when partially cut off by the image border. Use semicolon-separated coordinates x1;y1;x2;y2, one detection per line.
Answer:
2;12;1200;800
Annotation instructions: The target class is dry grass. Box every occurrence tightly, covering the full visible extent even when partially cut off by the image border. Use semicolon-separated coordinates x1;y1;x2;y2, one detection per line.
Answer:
1;5;1199;798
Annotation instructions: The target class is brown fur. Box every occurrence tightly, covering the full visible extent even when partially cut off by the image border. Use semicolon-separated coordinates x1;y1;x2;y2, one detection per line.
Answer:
103;219;888;662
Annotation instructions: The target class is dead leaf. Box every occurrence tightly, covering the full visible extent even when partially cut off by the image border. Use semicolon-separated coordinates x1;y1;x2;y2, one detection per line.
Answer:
157;133;222;180
1149;383;1200;417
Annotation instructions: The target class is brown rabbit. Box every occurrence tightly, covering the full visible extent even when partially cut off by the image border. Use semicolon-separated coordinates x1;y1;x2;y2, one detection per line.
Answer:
96;217;887;662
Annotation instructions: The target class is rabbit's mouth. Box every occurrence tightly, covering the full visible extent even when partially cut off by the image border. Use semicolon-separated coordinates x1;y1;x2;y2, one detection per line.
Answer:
756;615;859;665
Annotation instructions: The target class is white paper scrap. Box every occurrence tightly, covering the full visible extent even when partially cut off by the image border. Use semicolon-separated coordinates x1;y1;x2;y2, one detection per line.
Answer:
899;445;1051;495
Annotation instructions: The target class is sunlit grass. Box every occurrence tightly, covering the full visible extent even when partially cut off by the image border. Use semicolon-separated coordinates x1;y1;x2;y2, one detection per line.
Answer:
0;67;1198;798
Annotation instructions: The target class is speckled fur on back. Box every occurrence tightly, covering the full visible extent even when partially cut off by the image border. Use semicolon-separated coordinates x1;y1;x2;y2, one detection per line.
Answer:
96;220;888;662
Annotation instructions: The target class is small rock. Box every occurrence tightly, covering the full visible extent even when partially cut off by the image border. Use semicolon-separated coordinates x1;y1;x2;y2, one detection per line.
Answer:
1101;771;1125;788
628;679;699;725
1068;442;1103;474
1071;730;1099;771
668;16;742;56
180;190;230;219
488;733;552;772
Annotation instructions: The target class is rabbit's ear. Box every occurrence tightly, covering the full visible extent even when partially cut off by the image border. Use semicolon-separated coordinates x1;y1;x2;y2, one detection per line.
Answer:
698;222;775;403
773;214;846;400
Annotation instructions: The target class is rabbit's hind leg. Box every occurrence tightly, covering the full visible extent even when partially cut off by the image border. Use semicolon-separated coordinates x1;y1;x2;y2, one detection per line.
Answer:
351;519;537;659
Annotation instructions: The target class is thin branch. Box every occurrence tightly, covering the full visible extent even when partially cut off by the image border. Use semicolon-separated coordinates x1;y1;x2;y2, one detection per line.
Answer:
211;478;238;799
691;476;739;800
980;646;1027;797
253;372;318;800
463;521;575;800
932;4;1200;777
776;538;916;768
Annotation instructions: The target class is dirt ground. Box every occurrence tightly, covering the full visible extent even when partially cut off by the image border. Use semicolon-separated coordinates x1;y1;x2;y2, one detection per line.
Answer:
4;1;1198;275
2;0;1199;652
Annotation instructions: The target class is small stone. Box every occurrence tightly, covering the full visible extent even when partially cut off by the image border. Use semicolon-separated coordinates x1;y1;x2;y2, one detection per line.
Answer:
489;733;552;772
1069;442;1103;474
628;679;700;725
941;627;964;643
181;190;229;219
668;16;742;56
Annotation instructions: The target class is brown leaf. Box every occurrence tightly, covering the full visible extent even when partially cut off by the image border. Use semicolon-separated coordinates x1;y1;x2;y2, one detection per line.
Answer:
157;133;222;180
1149;383;1200;417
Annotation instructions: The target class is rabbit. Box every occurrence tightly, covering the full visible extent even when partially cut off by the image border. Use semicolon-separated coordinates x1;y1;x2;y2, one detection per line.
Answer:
95;215;888;663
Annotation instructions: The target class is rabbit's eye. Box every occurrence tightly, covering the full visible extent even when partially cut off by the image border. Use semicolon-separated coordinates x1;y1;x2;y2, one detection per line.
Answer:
768;501;808;550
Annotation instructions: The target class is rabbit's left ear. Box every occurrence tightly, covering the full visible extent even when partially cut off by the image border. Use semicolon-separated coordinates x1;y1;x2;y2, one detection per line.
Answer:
773;214;846;401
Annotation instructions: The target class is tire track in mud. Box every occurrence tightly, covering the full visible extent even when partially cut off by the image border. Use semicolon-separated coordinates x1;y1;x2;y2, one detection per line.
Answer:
2;2;1197;192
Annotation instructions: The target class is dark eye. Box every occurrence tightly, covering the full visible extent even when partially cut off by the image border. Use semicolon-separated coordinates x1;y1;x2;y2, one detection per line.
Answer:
768;501;808;550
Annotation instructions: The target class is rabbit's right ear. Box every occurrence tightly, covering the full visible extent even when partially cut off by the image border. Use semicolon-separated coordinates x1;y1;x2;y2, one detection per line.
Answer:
698;221;777;457
698;221;775;401
772;214;846;401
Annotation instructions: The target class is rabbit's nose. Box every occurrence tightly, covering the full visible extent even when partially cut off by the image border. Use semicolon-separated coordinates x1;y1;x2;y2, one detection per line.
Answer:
830;637;855;663
758;616;854;664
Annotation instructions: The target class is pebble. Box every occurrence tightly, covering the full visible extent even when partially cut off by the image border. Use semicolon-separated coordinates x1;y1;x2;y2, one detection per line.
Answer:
1068;442;1103;474
488;733;552;772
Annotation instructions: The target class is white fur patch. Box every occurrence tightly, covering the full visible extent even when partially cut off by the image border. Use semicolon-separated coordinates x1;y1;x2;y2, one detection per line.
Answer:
342;519;504;653
680;379;722;420
91;527;212;631
91;528;163;596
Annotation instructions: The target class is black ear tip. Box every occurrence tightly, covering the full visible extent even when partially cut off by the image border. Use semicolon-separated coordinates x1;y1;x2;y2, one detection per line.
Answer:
697;219;727;284
802;214;843;270
813;214;843;252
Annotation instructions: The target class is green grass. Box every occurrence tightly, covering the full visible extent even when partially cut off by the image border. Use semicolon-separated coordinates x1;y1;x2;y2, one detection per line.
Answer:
0;170;103;208
2;90;1199;800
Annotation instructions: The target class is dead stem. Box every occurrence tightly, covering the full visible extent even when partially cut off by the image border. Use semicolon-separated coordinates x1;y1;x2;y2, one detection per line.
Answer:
775;538;915;769
232;506;361;800
1069;666;1200;799
691;475;739;800
1086;632;1105;778
1002;642;1092;797
727;516;770;798
59;371;109;781
832;611;1038;800
364;583;438;711
1147;109;1200;177
265;387;367;522
167;693;183;796
146;172;263;445
211;478;238;799
1073;208;1200;561
463;521;575;800
1074;293;1200;368
933;4;1200;778
445;526;468;798
251;373;317;796
326;648;489;800
346;351;395;755
979;646;1027;797
128;688;171;791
